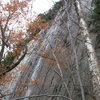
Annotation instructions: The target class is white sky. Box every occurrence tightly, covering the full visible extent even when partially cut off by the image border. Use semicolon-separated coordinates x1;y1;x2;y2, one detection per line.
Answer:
31;0;60;14
0;0;61;33
0;0;61;34
1;0;60;24
1;0;60;14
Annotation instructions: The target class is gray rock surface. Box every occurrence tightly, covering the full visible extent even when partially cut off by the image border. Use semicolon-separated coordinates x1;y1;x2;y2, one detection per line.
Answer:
0;0;99;100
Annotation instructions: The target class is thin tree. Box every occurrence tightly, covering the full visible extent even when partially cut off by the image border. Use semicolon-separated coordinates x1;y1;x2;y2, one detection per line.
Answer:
0;0;31;76
74;0;100;99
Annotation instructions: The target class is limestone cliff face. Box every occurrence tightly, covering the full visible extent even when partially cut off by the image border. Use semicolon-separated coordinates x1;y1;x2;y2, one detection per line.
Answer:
0;0;99;100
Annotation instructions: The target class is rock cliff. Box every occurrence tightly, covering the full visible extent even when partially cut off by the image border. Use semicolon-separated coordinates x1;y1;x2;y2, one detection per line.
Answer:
0;0;99;100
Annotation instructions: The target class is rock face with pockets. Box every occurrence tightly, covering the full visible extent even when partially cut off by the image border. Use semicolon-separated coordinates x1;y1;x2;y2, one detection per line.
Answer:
0;0;99;100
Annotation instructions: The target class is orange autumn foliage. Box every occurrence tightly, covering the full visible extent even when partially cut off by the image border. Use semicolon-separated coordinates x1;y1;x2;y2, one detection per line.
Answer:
0;0;31;61
12;50;21;57
27;16;52;34
30;77;44;84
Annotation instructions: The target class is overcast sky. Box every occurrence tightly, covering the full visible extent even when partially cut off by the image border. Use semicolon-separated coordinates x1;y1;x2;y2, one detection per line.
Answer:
0;0;60;32
1;0;60;21
31;0;60;14
1;0;60;14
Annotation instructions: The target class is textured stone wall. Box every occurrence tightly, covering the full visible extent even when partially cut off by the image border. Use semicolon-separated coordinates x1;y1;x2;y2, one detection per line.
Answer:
0;0;99;100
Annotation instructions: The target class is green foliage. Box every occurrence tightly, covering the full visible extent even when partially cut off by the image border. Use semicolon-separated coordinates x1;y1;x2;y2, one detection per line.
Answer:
94;7;100;14
39;0;62;21
93;0;100;4
90;0;100;49
39;13;51;22
1;52;15;66
29;61;32;66
91;0;100;32
95;34;100;49
25;38;30;43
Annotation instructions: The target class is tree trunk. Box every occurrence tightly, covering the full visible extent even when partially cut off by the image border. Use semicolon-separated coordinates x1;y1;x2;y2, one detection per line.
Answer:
74;0;100;99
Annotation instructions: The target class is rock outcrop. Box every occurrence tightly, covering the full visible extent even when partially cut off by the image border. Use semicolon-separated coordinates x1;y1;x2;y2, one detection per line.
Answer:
0;0;99;100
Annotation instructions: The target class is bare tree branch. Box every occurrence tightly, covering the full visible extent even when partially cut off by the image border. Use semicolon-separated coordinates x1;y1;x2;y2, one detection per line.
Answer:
13;94;70;100
63;0;86;100
74;0;100;99
0;12;12;62
0;21;5;62
52;50;73;100
0;46;27;76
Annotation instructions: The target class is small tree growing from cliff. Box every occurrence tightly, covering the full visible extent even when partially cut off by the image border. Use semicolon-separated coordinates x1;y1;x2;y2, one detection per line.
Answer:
0;0;31;75
27;16;51;41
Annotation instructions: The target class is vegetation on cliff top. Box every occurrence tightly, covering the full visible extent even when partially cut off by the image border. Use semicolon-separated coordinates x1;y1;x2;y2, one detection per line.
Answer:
39;0;63;21
91;0;100;32
0;0;62;75
91;0;100;48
